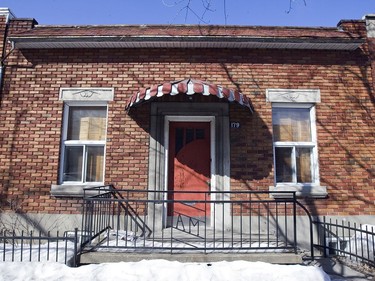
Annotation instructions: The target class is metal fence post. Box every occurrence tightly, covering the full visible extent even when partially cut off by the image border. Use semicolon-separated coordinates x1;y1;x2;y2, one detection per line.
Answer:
293;192;297;254
323;216;327;258
73;227;78;267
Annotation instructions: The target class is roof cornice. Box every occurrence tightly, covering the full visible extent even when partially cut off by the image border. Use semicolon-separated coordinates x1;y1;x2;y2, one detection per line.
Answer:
8;23;365;51
9;35;364;50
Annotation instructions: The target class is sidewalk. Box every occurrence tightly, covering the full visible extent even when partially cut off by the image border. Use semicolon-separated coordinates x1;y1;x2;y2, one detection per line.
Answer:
307;257;374;281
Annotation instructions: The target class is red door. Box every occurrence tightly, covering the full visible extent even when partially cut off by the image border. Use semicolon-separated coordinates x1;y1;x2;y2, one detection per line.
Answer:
168;122;211;218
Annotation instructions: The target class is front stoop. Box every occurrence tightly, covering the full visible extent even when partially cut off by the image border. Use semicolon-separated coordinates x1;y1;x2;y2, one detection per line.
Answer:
79;252;303;265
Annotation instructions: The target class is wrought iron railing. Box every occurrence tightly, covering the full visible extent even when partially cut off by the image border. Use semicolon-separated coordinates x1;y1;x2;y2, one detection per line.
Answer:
0;228;79;266
81;185;314;256
313;217;375;267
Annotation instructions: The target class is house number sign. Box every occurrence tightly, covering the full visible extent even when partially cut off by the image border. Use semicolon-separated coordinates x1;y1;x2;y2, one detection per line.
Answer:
230;122;240;128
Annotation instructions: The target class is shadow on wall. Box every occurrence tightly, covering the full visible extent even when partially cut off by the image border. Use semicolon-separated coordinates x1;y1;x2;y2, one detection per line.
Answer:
316;64;375;212
1;39;373;233
127;92;273;184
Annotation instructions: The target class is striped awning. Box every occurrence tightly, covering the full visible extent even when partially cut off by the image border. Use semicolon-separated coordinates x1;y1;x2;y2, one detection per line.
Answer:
125;78;253;112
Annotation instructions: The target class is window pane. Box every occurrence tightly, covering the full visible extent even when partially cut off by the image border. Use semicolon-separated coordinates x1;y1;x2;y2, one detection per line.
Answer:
196;129;205;140
296;147;312;183
63;146;83;182
275;147;293;183
175;128;184;155
67;106;107;141
186;128;194;144
86;146;104;182
273;108;311;142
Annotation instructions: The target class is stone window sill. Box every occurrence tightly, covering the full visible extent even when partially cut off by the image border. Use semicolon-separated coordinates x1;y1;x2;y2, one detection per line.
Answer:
51;184;104;197
269;185;327;199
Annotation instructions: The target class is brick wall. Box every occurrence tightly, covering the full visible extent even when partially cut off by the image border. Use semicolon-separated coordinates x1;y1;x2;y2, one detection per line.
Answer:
0;22;374;217
0;15;7;59
8;18;37;33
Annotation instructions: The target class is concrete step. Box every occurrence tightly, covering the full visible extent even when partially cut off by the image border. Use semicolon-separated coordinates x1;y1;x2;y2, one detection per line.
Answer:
79;251;303;265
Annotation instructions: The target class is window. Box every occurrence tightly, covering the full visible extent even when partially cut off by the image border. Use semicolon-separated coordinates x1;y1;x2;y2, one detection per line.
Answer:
272;104;318;185
267;89;326;198
61;104;107;184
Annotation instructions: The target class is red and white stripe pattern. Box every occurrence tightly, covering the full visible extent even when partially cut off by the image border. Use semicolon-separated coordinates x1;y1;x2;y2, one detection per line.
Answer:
126;78;253;112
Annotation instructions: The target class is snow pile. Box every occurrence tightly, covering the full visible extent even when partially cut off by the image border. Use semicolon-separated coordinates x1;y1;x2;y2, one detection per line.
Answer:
104;230;136;242
0;259;331;281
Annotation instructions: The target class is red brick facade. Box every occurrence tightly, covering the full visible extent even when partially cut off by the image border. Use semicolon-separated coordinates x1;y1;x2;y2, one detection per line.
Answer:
0;13;374;219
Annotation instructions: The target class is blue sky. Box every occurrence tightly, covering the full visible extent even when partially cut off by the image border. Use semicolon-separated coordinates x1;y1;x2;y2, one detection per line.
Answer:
1;0;374;27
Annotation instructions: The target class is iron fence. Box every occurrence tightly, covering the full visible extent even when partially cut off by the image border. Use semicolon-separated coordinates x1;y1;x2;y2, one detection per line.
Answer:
0;228;79;266
82;185;314;256
313;217;375;267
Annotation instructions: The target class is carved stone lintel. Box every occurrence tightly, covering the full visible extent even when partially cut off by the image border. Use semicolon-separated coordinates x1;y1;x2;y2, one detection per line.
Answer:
266;89;320;103
59;88;114;101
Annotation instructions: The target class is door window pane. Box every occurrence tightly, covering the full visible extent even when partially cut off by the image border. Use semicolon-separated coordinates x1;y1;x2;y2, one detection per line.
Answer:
175;128;184;155
63;146;83;182
275;147;293;183
196;129;205;140
186;128;194;144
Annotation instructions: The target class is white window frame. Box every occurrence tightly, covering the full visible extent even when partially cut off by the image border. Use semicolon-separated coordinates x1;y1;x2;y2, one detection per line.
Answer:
272;103;319;186
59;101;108;185
267;88;327;198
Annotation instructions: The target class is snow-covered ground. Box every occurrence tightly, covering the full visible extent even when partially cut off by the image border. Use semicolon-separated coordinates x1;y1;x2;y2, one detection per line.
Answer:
0;235;331;281
3;226;374;281
0;259;331;281
99;230;289;253
0;233;331;280
347;224;374;261
0;241;76;264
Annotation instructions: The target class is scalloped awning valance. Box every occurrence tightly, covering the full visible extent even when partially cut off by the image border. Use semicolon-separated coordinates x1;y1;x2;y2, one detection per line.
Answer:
125;78;253;112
